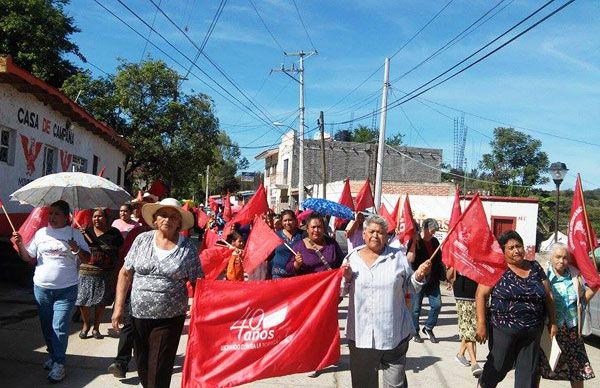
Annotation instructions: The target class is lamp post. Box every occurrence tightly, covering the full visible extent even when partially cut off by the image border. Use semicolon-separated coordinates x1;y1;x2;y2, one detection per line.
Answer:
549;162;568;242
273;122;305;208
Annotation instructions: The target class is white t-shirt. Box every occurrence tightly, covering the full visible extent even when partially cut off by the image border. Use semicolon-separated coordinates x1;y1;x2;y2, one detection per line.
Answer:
27;226;90;289
153;234;184;260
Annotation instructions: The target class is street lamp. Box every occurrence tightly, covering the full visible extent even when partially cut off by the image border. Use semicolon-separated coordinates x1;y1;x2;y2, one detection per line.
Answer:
549;162;568;242
273;121;304;208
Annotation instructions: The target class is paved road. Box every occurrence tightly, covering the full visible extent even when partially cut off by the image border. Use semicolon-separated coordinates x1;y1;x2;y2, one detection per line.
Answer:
1;281;598;387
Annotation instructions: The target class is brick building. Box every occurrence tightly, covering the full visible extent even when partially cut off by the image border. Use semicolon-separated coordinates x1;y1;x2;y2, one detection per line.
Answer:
255;130;449;210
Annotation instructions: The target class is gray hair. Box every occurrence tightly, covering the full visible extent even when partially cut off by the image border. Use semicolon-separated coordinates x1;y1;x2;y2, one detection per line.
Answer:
363;214;389;232
422;218;439;231
548;242;569;258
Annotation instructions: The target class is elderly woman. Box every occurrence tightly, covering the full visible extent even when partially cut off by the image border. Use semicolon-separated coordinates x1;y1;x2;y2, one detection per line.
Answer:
476;230;557;388
342;215;432;387
271;210;303;279
286;213;344;275
76;208;123;339
111;198;202;388
538;243;597;387
12;200;90;383
410;218;445;343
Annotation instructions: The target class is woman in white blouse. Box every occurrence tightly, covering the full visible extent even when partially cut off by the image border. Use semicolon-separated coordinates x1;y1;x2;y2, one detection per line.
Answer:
342;214;432;388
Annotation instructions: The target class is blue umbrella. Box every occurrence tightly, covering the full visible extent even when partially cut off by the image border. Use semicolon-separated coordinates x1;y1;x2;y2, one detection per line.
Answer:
302;198;354;220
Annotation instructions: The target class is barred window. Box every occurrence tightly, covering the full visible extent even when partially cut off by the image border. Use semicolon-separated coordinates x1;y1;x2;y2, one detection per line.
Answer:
0;129;9;163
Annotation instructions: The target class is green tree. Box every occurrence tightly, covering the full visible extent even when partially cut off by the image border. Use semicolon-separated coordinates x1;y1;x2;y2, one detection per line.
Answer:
352;125;377;143
0;0;84;88
334;129;352;141
62;59;245;198
479;127;549;195
385;133;404;146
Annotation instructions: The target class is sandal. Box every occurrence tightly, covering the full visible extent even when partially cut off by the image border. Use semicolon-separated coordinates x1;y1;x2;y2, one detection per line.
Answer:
79;330;89;339
92;330;104;339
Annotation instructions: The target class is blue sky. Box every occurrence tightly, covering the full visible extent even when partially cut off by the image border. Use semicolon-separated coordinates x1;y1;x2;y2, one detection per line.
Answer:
64;0;600;191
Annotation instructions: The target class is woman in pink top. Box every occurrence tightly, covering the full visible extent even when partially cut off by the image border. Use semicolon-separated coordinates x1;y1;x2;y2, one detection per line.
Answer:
111;204;141;238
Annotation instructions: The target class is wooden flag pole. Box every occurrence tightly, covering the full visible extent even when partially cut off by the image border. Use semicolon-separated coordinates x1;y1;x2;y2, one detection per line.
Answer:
578;174;598;271
283;243;297;255
0;203;16;233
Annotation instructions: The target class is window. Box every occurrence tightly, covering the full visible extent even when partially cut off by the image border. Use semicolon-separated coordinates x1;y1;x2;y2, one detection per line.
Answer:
92;155;99;175
283;158;289;184
0;128;10;163
42;146;56;175
117;167;122;186
71;155;87;172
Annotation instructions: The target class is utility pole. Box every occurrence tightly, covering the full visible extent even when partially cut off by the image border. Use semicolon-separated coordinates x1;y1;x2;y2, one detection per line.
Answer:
271;50;317;208
374;57;390;210
319;111;327;199
204;165;209;207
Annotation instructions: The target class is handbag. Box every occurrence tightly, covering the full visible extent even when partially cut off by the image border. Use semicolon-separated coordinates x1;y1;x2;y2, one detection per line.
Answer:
581;302;592;337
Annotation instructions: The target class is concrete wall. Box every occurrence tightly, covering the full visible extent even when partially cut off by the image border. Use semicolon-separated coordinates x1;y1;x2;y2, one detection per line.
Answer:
0;83;127;217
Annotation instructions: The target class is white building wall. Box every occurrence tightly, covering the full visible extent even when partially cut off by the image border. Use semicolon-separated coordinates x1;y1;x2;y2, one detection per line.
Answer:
0;83;127;213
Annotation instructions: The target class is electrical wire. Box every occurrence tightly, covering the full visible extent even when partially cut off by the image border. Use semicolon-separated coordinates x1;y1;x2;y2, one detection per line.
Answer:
249;0;285;52
290;0;316;50
139;0;162;62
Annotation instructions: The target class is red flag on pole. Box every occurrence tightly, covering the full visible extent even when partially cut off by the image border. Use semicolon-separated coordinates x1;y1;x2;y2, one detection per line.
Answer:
180;202;191;237
200;228;220;251
243;217;283;274
568;174;600;288
196;208;209;229
208;197;218;214
378;204;395;234
397;195;416;245
443;194;507;287
223;192;233;222
73;209;93;228
334;178;355;229
355;178;374;212
12;207;49;252
200;245;234;280
223;185;269;239
148;180;168;199
183;270;343;387
442;187;462;266
390;196;401;228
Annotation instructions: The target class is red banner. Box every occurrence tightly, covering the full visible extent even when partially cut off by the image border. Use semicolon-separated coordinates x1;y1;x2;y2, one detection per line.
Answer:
355;178;374;212
183;270;343;387
243;217;282;274
568;175;600;288
443;194;506;287
397;194;415;245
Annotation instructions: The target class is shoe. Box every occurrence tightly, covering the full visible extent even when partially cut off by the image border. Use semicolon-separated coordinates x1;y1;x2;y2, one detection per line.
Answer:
307;370;319;378
422;327;438;343
107;362;127;378
47;363;66;383
43;358;54;370
92;330;104;339
455;354;470;367
413;332;424;343
471;362;483;377
79;330;89;339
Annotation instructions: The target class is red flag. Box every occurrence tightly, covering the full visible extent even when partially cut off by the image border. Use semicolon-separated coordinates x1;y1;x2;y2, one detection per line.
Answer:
378;204;395;234
208;197;218;214
334;178;355;229
200;228;220;251
223;185;269;239
390;196;401;229
148;180;168;199
0;199;3;208
73;209;93;228
443;194;507;287
567;175;600;288
200;245;234;280
180;202;191;237
12;207;49;252
397;195;416;245
183;270;343;387
196;208;209;229
355;178;374;212
223;192;233;222
243;217;283;274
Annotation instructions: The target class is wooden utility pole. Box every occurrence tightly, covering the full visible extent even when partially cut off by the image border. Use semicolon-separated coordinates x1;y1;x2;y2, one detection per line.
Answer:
319;111;327;199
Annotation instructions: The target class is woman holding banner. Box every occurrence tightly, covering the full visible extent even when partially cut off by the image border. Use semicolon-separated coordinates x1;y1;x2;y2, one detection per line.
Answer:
111;198;201;388
538;243;596;387
342;215;432;387
476;230;557;388
12;200;90;383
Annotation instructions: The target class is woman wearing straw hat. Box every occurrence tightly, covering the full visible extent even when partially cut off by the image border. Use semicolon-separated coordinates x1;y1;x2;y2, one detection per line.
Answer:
111;198;202;388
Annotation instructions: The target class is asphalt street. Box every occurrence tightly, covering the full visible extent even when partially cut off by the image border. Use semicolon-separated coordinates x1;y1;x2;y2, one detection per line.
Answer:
0;281;598;387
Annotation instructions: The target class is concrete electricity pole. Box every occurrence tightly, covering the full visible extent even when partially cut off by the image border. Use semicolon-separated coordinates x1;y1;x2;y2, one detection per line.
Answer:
319;111;327;199
374;57;390;210
204;165;209;207
271;50;317;208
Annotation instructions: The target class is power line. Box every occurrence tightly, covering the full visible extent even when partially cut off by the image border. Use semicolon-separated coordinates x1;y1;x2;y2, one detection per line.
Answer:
324;0;454;113
327;0;572;126
249;0;285;52
94;0;280;132
139;0;162;62
291;0;317;50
